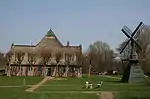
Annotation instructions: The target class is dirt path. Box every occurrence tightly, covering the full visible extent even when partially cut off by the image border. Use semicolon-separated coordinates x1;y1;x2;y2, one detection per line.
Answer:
100;91;114;99
25;76;53;92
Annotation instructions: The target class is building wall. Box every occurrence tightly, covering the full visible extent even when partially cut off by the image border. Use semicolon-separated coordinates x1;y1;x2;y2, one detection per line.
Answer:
9;32;82;77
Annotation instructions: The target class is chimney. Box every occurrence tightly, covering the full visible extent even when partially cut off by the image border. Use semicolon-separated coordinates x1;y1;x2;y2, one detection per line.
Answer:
11;42;14;46
79;44;82;51
67;41;70;46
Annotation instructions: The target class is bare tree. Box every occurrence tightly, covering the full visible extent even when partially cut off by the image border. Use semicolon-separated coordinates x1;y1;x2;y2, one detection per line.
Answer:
87;41;113;74
136;26;150;75
75;51;83;66
27;50;37;76
15;51;25;76
54;49;62;76
64;49;74;77
5;51;13;76
87;50;97;77
0;52;5;69
82;53;89;74
75;50;83;77
40;49;52;76
105;50;114;71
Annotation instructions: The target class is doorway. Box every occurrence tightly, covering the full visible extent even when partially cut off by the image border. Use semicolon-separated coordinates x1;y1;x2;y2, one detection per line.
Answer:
47;68;51;76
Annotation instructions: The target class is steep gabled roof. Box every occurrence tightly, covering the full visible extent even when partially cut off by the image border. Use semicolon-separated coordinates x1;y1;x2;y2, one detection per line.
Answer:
36;28;63;48
46;29;56;37
10;28;82;56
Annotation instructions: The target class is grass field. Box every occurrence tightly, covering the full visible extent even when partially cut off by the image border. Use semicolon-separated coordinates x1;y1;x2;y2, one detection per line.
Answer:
0;75;150;99
0;76;97;99
0;76;43;86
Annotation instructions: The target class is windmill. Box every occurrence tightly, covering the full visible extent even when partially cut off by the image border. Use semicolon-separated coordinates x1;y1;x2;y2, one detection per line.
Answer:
120;22;146;83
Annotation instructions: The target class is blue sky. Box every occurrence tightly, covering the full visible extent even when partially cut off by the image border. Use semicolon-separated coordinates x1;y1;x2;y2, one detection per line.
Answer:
0;0;150;52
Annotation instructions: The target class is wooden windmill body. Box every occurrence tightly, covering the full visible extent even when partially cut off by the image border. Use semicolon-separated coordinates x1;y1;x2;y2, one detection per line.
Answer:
120;22;146;83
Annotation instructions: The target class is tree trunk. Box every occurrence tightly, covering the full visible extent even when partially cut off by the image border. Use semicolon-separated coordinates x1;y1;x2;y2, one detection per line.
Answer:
79;67;82;77
44;65;46;77
88;64;91;78
7;63;11;77
60;67;62;76
42;67;44;76
56;64;58;77
53;66;57;77
65;65;69;77
22;66;25;76
77;68;80;78
19;65;22;76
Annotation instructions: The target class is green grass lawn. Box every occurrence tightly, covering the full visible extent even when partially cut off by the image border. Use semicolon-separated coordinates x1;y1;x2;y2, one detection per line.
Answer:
38;75;149;91
0;75;150;99
0;76;43;86
0;76;98;99
37;75;150;99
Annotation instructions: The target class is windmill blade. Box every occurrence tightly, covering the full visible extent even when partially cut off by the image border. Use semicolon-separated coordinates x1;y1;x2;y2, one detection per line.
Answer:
123;26;132;35
122;29;138;41
121;29;142;50
121;29;131;38
134;24;145;39
120;40;130;54
132;22;143;37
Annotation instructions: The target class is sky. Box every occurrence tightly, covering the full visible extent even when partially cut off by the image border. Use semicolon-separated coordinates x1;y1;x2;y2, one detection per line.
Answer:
0;0;150;53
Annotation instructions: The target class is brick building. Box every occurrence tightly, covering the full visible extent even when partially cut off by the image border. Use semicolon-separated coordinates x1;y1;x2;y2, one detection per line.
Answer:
8;29;82;77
